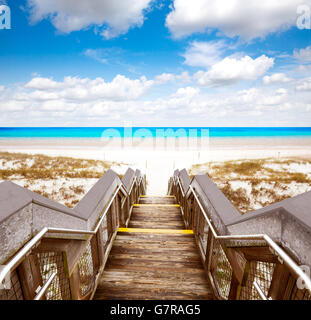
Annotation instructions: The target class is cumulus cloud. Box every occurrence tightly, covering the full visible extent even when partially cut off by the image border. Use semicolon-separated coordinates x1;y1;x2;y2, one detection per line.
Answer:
154;71;192;84
294;46;311;62
195;55;274;86
173;86;200;98
27;0;152;38
262;73;292;85
166;0;306;40
183;40;226;68
24;75;154;101
296;78;311;91
0;77;311;126
154;73;176;84
176;71;192;83
223;87;291;112
1;75;311;126
25;77;64;90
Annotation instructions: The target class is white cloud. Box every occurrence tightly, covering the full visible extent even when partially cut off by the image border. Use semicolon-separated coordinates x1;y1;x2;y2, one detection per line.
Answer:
195;55;274;86
297;64;311;73
154;71;192;84
25;77;62;90
41;100;76;111
84;49;108;64
176;71;192;83
173;86;200;98
228;87;290;110
24;75;154;101
183;40;226;68
0;100;26;112
294;46;311;62
166;0;306;40
296;78;311;91
1;75;311;126
154;73;176;84
262;73;292;85
276;88;288;95
27;0;152;38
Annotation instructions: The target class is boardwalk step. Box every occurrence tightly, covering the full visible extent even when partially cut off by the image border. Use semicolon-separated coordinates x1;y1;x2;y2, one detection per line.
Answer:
93;194;214;300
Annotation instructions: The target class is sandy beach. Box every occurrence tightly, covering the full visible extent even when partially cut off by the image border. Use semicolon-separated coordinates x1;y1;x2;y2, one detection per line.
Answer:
1;137;311;195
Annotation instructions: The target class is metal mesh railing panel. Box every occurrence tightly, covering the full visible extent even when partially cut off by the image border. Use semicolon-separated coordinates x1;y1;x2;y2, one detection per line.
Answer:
240;261;275;300
78;241;95;296
37;252;71;300
0;269;24;300
290;285;311;300
212;240;232;299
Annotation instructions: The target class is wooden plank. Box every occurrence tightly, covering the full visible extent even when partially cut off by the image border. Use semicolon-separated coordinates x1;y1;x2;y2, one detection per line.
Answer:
132;206;180;211
115;233;196;243
127;223;186;230
139;198;176;205
110;246;201;256
139;195;175;197
113;238;197;246
94;286;213;300
129;214;184;220
103;263;208;274
93;194;214;300
118;228;193;234
133;204;180;207
107;257;205;269
98;280;211;294
107;253;202;263
101;270;208;281
237;247;279;264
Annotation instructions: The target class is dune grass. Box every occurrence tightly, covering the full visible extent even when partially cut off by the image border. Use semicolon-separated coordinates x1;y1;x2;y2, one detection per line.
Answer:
0;151;122;208
189;158;311;214
0;151;116;180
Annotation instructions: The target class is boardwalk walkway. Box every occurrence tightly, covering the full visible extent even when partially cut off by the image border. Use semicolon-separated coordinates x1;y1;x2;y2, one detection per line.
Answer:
94;196;214;300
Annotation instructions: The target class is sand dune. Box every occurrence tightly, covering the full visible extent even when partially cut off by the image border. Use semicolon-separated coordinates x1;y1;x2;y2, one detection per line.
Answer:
1;137;311;196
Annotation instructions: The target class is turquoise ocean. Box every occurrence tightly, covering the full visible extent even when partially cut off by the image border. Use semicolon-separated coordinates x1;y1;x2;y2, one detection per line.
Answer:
0;127;311;138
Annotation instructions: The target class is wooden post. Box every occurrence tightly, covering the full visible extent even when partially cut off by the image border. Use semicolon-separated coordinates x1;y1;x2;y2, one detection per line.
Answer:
106;207;113;241
125;197;130;223
96;225;105;266
120;194;126;227
69;265;81;300
116;194;122;227
18;254;43;300
228;273;240;300
110;197;117;232
268;263;291;300
205;229;214;271
90;236;100;276
226;248;247;285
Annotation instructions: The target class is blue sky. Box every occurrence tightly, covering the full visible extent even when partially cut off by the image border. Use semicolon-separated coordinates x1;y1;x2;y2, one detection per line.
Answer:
1;0;311;126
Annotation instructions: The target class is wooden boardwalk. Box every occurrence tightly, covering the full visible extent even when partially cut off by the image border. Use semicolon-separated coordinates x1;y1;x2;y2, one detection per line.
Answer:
94;196;214;300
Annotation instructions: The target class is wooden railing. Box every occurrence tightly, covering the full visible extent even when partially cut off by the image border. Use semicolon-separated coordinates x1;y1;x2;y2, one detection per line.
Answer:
0;170;146;300
168;173;311;300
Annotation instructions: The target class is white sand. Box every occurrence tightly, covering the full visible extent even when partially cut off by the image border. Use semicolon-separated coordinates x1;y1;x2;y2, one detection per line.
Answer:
1;137;311;195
